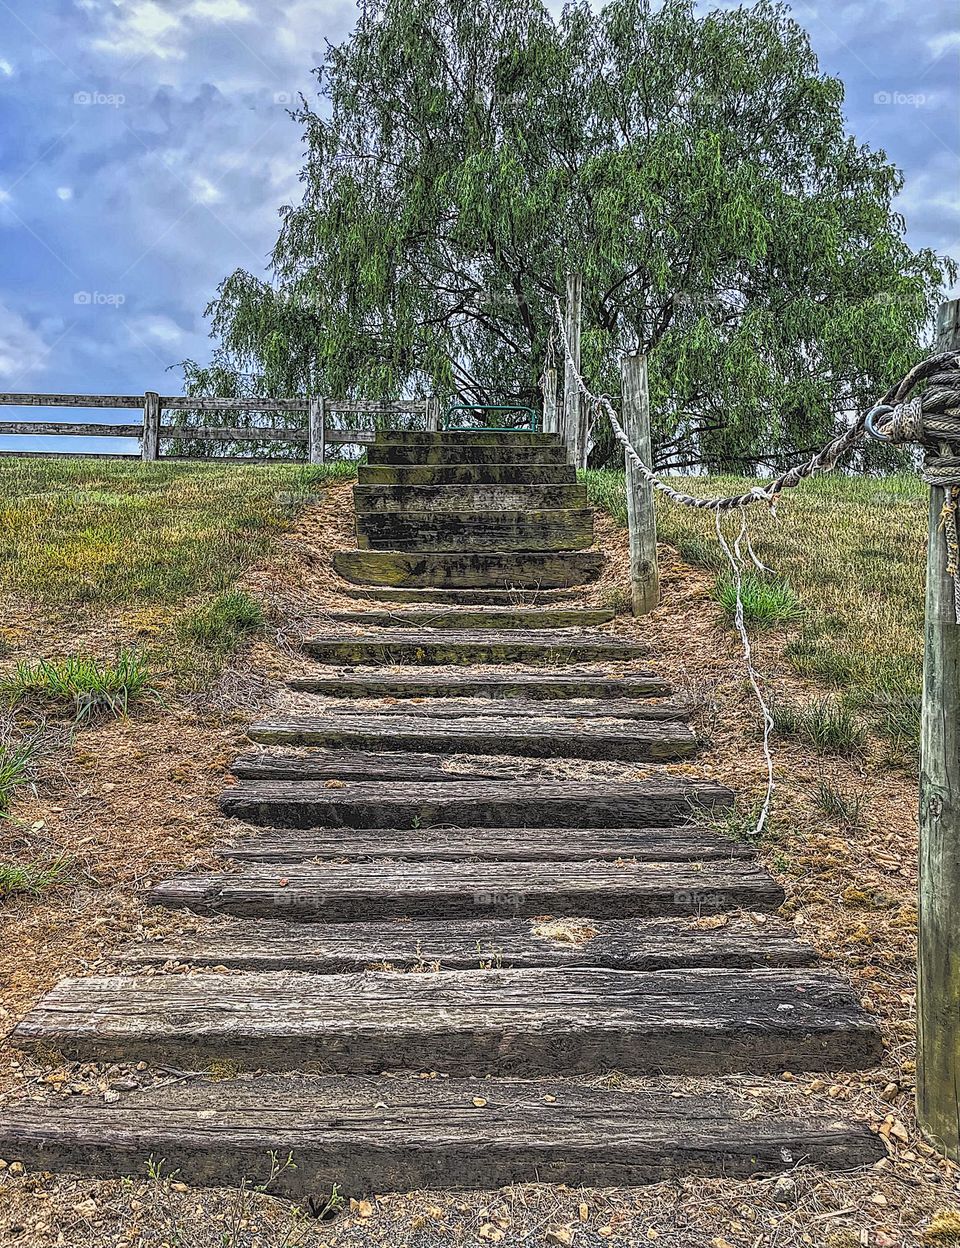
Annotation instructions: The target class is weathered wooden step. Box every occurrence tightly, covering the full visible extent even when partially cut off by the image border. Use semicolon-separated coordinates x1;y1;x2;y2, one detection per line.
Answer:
232;749;524;784
333;549;602;588
121;915;815;972
357;464;576;487
287;671;672;699
341;586;583;604
12;968;882;1074
219;778;733;829
323;607;615;630
217;824;751;863
356;508;594;552
153;859;775;920
368;443;569;465
377;429;561;446
287;697;688;721
354;484;588;514
248;714;696;762
302;630;646;666
0;1075;882;1196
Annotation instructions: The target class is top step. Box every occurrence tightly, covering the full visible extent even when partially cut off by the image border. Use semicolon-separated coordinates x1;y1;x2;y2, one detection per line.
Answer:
368;443;569;466
376;430;561;447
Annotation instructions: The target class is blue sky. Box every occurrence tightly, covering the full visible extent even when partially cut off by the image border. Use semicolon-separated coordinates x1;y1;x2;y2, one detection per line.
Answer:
0;0;957;452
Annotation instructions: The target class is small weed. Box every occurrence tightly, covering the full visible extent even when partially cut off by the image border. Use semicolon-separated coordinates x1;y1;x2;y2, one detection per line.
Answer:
0;855;70;898
814;781;865;829
600;585;632;615
311;1183;345;1221
0;651;153;721
675;534;724;571
771;697;866;755
706;802;768;845
0;737;36;812
870;688;922;753
713;572;803;628
176;590;264;654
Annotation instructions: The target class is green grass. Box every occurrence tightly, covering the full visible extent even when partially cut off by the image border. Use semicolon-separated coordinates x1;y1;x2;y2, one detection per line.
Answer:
0;651;154;721
0;736;36;811
584;469;926;751
176;590;265;654
771;696;867;755
712;571;803;627
0;856;70;898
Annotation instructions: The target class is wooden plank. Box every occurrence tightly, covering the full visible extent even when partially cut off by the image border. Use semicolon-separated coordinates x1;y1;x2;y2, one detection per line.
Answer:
563;271;586;467
0;1075;882;1196
291;697;688;721
324;428;375;445
332;550;602;589
622;353;659;614
918;298;960;1157
0;451;138;460
158;425;308;443
308;396;325;463
322;607;615;629
375;429;562;445
367;443;569;465
301;629;647;665
287;673;672;699
141;392;160;462
120;915;812;971
11;967;882;1074
0;393;144;408
231;749;524;783
160;397;309;412
0;420;143;437
355;508;595;552
340;586;583;604
357;463;577;486
353;483;589;513
217;824;751;863
247;714;697;762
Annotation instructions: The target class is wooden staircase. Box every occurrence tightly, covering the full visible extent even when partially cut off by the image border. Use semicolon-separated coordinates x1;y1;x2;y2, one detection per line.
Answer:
0;428;884;1197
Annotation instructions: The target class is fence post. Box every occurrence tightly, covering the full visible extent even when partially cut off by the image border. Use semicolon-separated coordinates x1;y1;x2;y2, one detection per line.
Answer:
542;367;558;435
141;391;160;461
308;396;326;464
425;396;441;432
620;353;659;615
563;271;585;467
918;297;960;1160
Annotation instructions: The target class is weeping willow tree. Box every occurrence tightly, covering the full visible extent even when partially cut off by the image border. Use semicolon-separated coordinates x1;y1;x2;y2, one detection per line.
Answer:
184;0;954;470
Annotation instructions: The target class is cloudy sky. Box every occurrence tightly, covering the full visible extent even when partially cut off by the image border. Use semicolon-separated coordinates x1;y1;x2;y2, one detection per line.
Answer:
0;0;956;452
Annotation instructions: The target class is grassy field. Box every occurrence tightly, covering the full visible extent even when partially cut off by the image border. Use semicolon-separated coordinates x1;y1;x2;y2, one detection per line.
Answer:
584;469;927;753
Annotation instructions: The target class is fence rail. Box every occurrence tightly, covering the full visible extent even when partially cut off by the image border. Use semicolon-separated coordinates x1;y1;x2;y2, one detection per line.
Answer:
0;391;441;462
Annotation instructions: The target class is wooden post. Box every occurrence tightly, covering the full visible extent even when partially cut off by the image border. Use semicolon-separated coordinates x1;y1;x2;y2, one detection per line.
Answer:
542;367;558;435
918;297;960;1159
562;271;585;467
620;353;659;615
308;396;326;464
425;396;441;432
141;391;160;461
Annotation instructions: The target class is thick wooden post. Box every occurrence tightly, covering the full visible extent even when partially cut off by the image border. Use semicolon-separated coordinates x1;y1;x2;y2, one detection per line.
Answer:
308;396;326;464
562;272;585;467
542;367;558;435
620;353;659;614
918;298;960;1158
141;391;160;461
425;396;441;432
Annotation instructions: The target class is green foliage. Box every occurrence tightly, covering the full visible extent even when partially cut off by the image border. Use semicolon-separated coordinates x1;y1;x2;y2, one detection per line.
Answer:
771;696;866;755
813;780;864;829
0;737;36;812
177;591;265;654
713;571;803;627
0;857;69;898
190;0;952;471
0;652;154;721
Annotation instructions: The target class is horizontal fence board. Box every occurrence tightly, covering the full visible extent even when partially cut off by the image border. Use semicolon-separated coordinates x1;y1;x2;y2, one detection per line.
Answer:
158;425;307;443
160;397;308;413
0;421;143;437
0;451;137;460
0;394;144;408
156;454;309;465
326;429;375;445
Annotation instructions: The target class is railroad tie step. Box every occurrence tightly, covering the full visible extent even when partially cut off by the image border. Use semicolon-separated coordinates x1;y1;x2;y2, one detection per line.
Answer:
215;823;753;863
286;671;673;699
332;549;602;589
366;443;570;465
278;697;689;721
230;748;531;784
339;586;585;605
322;607;616;629
150;859;782;920
356;463;577;486
353;484;589;514
301;629;647;666
119;914;817;973
246;713;697;762
355;508;594;552
218;778;733;829
375;429;562;446
10;968;883;1075
0;1074;883;1196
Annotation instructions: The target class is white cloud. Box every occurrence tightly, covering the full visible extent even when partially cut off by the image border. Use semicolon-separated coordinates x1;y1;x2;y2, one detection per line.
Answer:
188;0;253;19
190;174;223;205
56;187;74;201
129;313;187;345
0;307;53;382
92;1;186;61
928;32;960;58
0;59;14;77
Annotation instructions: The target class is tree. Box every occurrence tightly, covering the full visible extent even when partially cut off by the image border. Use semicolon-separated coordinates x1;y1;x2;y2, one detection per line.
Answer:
186;0;955;470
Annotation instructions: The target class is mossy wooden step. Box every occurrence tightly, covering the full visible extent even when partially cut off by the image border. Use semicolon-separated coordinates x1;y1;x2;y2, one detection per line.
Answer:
357;463;576;486
232;749;524;784
301;629;646;666
287;672;672;699
333;549;602;589
11;967;882;1075
0;1075;882;1197
356;508;594;552
376;429;560;446
217;823;750;863
324;606;614;629
120;915;816;972
290;697;688;721
368;442;570;466
248;713;696;762
354;484;588;514
219;777;733;829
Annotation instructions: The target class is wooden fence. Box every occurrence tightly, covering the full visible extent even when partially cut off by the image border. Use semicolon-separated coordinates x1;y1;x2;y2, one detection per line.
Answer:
0;392;443;462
